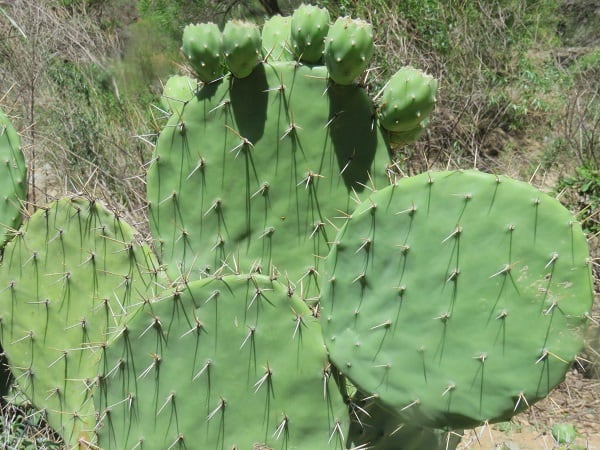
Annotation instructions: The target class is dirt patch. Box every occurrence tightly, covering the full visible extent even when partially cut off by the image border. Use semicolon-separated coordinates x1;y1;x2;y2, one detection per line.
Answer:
459;370;600;449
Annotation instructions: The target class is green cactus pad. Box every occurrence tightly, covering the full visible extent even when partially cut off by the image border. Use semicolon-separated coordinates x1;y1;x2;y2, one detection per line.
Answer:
324;16;374;85
0;197;164;447
378;67;437;132
181;23;223;83
348;390;462;449
146;61;392;301
321;170;593;429
383;122;428;148
290;4;330;63
0;109;27;250
95;274;348;449
161;75;197;117
261;15;293;62
222;20;262;78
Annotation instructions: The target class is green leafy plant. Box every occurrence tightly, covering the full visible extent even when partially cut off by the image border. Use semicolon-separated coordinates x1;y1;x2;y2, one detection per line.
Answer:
558;167;600;235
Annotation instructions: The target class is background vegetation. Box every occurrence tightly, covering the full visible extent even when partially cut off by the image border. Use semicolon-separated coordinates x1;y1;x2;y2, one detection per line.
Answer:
0;0;598;447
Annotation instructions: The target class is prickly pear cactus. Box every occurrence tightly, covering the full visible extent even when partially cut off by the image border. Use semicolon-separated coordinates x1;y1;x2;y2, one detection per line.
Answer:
320;170;594;429
261;14;293;61
15;6;597;450
222;20;262;79
348;389;462;449
0;108;27;250
161;74;197;117
378;67;437;132
0;197;164;447
95;274;348;449
290;3;330;63
148;6;435;302
181;23;224;83
378;67;437;147
324;16;374;86
148;62;393;300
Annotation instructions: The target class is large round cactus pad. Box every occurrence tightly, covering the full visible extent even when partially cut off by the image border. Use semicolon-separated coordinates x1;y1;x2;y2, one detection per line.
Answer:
0;109;27;249
146;61;392;300
320;170;593;429
95;274;348;449
0;197;163;447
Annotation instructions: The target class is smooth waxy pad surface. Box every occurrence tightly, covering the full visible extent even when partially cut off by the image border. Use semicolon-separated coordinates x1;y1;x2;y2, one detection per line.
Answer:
321;170;593;429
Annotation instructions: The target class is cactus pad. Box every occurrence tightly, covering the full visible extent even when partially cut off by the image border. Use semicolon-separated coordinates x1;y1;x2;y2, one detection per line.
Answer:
95;274;348;449
147;61;392;300
0;108;27;250
348;389;462;449
321;170;593;429
161;75;197;117
0;197;164;447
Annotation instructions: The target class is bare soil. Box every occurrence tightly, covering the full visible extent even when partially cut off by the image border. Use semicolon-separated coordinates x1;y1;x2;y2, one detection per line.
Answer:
459;369;600;449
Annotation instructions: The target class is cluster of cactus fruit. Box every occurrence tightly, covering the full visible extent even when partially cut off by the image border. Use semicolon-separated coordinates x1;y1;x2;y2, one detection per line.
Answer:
0;4;594;449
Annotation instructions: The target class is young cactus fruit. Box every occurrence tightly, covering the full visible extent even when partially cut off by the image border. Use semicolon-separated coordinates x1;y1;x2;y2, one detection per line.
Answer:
320;170;593;429
261;14;293;61
222;20;262;78
181;23;223;83
378;66;438;133
95;275;348;449
0;108;27;250
384;119;429;148
324;16;374;85
0;197;164;447
290;4;330;63
160;74;196;116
